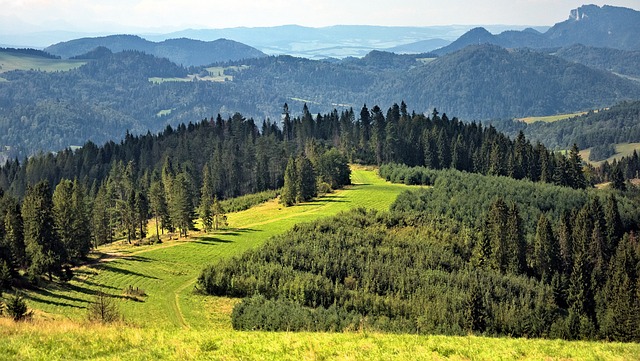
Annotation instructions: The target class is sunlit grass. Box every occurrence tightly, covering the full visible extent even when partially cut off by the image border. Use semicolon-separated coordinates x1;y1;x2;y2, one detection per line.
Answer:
0;53;85;74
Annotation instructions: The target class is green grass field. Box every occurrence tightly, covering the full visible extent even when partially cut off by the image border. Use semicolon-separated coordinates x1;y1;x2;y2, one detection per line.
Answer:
0;53;86;74
3;167;639;359
517;111;588;124
580;142;640;166
149;65;249;84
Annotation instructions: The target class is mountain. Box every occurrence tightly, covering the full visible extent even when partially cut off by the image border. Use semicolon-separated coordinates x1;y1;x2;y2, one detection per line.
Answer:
385;39;451;54
45;35;267;66
149;25;545;59
546;5;640;49
2;44;640;159
435;5;640;55
553;44;640;79
399;45;640;119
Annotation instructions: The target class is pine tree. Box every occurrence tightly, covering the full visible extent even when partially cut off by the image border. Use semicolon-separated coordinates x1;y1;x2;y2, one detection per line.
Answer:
199;166;214;233
211;196;227;231
506;202;526;275
148;179;169;239
487;198;509;273
281;157;298;206
604;194;623;261
464;278;486;333
534;213;559;282
297;155;316;203
169;172;195;238
22;181;65;282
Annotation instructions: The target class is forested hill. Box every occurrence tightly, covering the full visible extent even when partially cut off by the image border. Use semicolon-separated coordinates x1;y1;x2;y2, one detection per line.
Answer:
492;101;640;152
398;45;640;119
553;44;640;79
2;44;640;159
434;4;640;55
45;35;267;66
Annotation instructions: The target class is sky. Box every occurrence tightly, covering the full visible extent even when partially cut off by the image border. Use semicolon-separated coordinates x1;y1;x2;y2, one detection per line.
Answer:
1;0;639;33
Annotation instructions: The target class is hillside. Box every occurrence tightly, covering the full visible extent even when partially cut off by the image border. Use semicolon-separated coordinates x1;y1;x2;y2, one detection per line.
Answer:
435;4;640;55
553;44;640;79
2;45;640;158
45;35;267;66
400;45;640;119
492;100;640;153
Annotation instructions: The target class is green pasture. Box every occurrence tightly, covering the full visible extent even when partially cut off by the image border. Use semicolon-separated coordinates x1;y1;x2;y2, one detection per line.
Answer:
580;142;640;166
0;53;85;74
2;318;638;361
517;111;587;124
149;65;248;84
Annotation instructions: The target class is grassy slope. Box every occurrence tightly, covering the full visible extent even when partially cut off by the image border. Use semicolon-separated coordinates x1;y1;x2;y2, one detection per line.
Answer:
517;111;588;124
0;52;85;74
17;167;412;329
580;142;640;166
3;167;639;359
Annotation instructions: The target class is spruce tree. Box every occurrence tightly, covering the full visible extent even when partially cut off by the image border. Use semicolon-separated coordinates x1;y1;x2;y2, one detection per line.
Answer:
281;157;298;206
534;213;559;282
297;155;316;203
22;181;65;282
199;166;214;233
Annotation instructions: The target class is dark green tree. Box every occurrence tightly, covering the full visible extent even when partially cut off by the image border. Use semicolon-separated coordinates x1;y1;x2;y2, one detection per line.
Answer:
280;157;298;207
22;181;65;282
296;155;317;203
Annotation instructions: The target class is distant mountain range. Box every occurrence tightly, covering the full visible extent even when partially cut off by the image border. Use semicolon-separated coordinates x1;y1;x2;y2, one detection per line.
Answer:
435;4;640;55
45;35;266;66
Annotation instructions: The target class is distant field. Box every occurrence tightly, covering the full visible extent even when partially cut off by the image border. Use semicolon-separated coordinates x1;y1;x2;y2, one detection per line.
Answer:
580;142;640;166
517;111;587;124
0;52;85;74
149;65;249;84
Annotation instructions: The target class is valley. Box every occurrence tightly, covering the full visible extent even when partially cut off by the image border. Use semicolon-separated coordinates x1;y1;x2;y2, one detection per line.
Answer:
2;3;640;360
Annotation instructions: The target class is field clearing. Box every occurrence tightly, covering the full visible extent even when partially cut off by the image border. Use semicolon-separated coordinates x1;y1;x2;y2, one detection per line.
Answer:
0;53;86;74
517;111;587;124
149;65;248;84
580;142;640;166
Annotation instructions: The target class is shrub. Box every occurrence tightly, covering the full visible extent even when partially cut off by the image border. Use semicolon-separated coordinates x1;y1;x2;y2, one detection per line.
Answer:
5;293;31;321
87;291;120;323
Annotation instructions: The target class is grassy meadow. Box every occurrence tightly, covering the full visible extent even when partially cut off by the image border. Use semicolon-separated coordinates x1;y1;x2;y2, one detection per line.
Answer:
517;111;588;124
0;52;85;74
580;142;640;166
2;167;640;359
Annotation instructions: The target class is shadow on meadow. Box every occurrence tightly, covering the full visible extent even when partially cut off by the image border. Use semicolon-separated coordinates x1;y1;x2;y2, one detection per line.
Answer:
96;263;159;280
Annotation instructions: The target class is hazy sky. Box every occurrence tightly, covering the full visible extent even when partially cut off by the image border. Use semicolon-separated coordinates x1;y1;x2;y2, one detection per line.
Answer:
2;0;639;33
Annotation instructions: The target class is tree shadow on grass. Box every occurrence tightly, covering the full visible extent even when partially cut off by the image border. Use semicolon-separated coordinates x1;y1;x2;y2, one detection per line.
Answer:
192;236;233;245
77;278;119;291
23;293;87;309
26;287;88;307
123;255;153;263
96;264;159;280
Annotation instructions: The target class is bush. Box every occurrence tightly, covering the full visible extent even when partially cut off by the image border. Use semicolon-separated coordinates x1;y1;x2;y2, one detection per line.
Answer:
87;291;120;323
5;292;31;321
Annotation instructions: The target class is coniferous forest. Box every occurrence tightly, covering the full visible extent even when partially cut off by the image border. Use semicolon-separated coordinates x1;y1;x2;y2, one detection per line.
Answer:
1;101;639;342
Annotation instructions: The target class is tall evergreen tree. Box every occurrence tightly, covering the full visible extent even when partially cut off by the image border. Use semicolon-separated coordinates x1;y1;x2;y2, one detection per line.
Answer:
533;213;559;282
281;157;298;207
297;155;317;203
22;181;65;281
